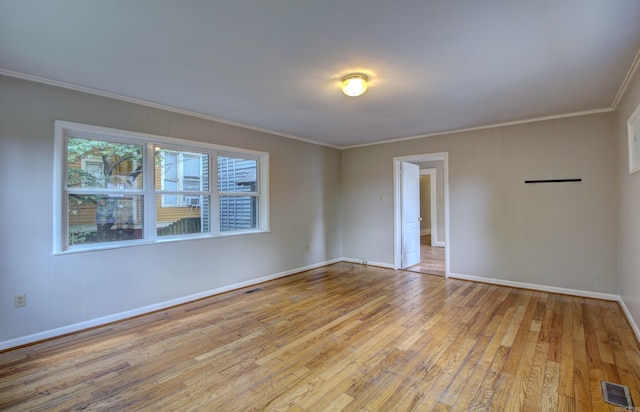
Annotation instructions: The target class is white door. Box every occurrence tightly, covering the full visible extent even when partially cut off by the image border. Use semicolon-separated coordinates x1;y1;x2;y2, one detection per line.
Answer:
401;162;420;268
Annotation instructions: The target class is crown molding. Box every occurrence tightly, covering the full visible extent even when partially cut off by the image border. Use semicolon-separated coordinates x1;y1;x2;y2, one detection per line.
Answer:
612;48;640;109
342;108;614;149
0;69;340;150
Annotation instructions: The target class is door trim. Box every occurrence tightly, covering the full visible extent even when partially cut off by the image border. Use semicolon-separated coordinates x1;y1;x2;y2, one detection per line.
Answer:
393;152;450;276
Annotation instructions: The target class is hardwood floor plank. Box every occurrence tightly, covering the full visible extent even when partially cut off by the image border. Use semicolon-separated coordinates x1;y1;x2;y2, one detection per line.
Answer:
504;331;539;411
1;263;639;411
559;393;576;411
558;299;575;398
522;341;548;411
465;344;510;410
547;296;564;363
488;372;515;410
540;360;560;411
321;393;353;411
538;294;557;344
572;300;592;411
589;368;610;412
592;302;616;366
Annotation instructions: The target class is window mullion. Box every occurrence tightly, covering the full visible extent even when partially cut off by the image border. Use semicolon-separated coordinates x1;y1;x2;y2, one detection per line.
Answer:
145;143;156;241
212;152;220;236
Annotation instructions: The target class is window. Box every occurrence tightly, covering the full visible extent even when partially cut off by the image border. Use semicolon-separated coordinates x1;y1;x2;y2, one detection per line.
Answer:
156;148;210;237
218;155;259;231
64;136;144;246
628;101;640;174
54;121;269;253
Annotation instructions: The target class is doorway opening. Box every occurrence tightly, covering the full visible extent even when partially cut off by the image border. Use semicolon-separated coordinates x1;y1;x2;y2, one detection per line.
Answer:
393;153;449;276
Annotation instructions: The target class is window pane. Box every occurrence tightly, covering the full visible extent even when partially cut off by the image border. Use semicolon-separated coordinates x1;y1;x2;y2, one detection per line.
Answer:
84;162;104;184
218;156;257;193
163;194;178;205
183;154;200;178
68;194;143;246
156;149;208;191
163;152;178;180
157;195;209;236
183;179;200;191
67;137;143;189
219;196;258;231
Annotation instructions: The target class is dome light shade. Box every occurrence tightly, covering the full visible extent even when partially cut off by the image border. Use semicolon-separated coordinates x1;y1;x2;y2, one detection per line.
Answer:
342;74;368;97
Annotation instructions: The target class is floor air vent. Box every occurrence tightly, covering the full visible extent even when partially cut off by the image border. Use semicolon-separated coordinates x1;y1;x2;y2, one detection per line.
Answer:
601;381;633;409
245;288;263;294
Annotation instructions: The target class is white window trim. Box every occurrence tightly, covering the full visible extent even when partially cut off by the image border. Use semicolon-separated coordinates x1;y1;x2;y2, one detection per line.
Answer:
53;120;270;254
216;153;264;235
628;102;640;174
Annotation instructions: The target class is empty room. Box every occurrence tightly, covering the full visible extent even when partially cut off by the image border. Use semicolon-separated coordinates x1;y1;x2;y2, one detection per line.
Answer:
2;1;640;410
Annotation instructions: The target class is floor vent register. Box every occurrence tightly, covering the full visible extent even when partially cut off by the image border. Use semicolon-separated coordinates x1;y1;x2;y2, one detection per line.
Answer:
601;381;633;409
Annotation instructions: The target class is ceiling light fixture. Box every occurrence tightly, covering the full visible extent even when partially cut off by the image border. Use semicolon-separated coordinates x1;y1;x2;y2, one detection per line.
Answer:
341;73;368;97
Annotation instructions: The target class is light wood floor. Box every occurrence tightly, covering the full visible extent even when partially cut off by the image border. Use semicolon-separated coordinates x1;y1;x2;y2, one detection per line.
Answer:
1;263;639;411
406;234;446;276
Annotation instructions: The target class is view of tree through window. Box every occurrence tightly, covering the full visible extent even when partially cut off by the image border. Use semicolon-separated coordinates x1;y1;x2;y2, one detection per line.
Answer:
66;137;144;245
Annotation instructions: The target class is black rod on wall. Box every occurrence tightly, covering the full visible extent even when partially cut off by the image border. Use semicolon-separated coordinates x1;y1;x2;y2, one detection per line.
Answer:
524;179;582;184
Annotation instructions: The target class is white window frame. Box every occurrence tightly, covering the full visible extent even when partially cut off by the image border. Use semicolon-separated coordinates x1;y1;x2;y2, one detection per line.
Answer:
53;120;270;254
217;153;262;233
628;101;640;174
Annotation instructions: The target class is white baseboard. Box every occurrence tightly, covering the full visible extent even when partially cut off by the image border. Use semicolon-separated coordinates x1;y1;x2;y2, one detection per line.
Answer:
432;241;445;248
618;298;640;344
447;272;619;301
420;229;431;236
342;257;395;270
0;258;343;351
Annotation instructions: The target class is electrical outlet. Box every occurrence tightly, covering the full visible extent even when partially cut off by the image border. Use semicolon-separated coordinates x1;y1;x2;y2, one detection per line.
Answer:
14;294;26;308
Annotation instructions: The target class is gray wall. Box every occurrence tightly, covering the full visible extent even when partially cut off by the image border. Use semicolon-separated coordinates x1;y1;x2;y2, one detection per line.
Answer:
343;112;618;293
0;75;343;346
616;70;640;333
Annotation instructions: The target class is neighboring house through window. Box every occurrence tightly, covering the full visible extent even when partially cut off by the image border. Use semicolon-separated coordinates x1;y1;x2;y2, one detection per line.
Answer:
160;150;203;208
80;156;104;187
218;155;259;231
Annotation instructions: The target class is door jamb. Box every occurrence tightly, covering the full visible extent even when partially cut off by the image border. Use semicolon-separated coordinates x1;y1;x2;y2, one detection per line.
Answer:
393;152;450;276
420;168;438;246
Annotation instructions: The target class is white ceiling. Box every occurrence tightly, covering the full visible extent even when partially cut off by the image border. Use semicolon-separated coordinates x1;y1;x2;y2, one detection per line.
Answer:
1;1;640;148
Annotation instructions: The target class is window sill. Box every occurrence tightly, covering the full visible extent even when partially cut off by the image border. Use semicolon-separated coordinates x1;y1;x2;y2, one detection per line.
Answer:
53;229;270;255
